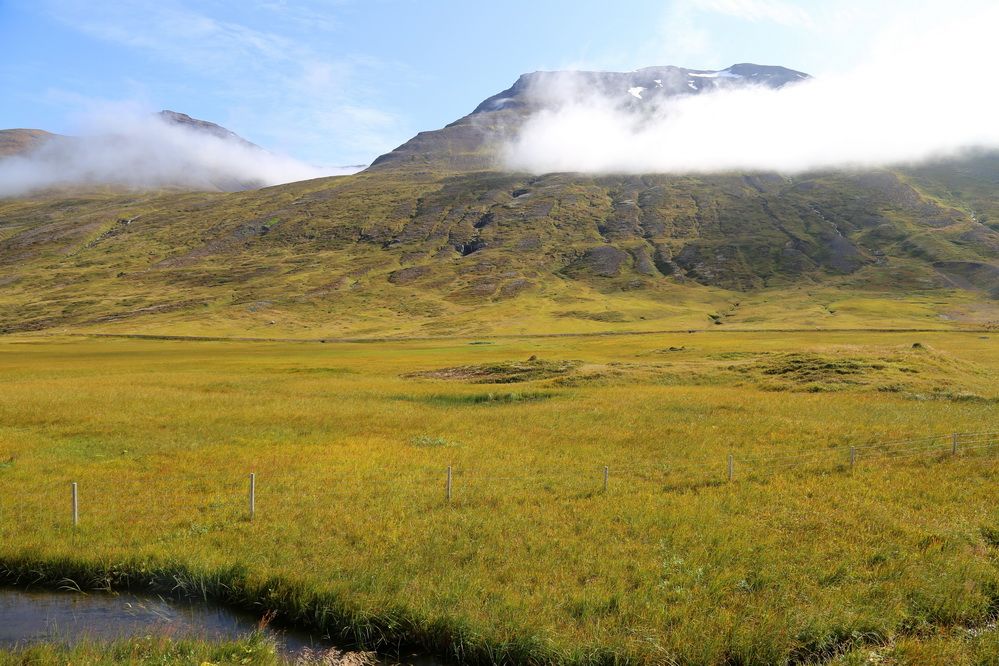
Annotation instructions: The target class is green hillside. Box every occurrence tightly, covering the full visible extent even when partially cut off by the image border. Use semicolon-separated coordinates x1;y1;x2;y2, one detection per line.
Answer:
1;67;998;338
1;163;998;338
0;128;55;157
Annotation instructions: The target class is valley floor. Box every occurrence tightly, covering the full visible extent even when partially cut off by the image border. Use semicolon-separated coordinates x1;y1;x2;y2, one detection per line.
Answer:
1;330;997;664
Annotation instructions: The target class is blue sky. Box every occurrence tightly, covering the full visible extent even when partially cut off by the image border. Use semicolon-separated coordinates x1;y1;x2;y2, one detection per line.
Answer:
0;0;964;165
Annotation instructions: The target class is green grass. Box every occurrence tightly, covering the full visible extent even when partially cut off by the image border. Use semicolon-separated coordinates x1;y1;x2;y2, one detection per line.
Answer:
0;331;997;664
0;633;284;665
409;434;461;447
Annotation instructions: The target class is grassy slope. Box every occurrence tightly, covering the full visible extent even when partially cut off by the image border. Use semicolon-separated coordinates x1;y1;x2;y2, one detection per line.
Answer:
1;164;998;339
1;332;997;664
0;129;54;158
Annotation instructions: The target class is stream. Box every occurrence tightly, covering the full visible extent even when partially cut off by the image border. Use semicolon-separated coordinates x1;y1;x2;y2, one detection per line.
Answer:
0;587;436;664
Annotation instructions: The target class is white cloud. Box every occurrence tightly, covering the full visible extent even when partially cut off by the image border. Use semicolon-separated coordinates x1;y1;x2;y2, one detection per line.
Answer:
502;3;999;175
691;0;814;27
63;4;292;73
635;0;815;79
37;0;410;165
655;3;715;66
0;108;356;197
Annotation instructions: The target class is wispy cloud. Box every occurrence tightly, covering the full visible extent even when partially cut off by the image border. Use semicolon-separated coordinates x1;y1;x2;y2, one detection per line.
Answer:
54;3;292;72
37;0;410;165
691;0;814;27
255;0;348;34
0;107;356;197
636;0;814;76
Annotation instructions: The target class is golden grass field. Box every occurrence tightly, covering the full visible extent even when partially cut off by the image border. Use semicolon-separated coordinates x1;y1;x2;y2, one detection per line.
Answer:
1;330;997;664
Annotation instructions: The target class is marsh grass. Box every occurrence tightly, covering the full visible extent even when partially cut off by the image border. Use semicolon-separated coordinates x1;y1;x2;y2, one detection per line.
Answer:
404;359;581;384
400;391;557;407
409;435;461;448
0;331;997;664
0;632;282;666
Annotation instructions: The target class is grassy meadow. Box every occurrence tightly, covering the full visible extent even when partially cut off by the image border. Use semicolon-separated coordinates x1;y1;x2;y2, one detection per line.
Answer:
1;330;998;664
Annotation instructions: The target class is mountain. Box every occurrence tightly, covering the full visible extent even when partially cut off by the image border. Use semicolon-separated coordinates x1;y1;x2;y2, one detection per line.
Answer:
157;110;260;149
0;129;57;157
371;64;808;173
474;64;808;112
0;110;334;195
0;113;257;160
0;65;997;337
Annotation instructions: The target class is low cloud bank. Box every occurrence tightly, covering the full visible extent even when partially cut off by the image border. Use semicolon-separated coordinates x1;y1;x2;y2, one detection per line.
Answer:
0;112;358;197
503;6;999;175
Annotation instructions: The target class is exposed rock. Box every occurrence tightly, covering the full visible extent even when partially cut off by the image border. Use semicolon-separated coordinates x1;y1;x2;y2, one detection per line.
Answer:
388;265;431;285
565;245;630;278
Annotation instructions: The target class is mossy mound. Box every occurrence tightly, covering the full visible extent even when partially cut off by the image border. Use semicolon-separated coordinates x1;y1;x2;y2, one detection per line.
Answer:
405;358;581;384
731;349;971;393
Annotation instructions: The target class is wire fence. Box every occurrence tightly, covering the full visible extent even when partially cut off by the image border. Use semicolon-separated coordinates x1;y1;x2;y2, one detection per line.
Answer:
5;431;998;527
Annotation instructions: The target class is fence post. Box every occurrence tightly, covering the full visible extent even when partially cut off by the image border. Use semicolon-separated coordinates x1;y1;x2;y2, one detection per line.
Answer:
71;482;78;527
249;473;256;521
603;466;609;493
850;447;856;471
952;433;959;455
728;454;734;482
446;466;452;504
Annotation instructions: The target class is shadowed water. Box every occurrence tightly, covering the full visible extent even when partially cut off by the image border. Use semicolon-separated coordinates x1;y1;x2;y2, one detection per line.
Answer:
0;587;436;664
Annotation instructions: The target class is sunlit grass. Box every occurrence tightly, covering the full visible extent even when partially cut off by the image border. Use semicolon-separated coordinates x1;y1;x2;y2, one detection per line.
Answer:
0;633;282;665
0;331;997;664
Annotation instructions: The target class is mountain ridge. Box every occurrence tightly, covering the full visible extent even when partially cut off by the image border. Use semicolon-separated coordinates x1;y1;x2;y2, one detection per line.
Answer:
372;63;809;173
157;110;260;149
0;64;997;337
0;128;58;157
0;110;328;194
0;112;257;160
472;63;808;114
